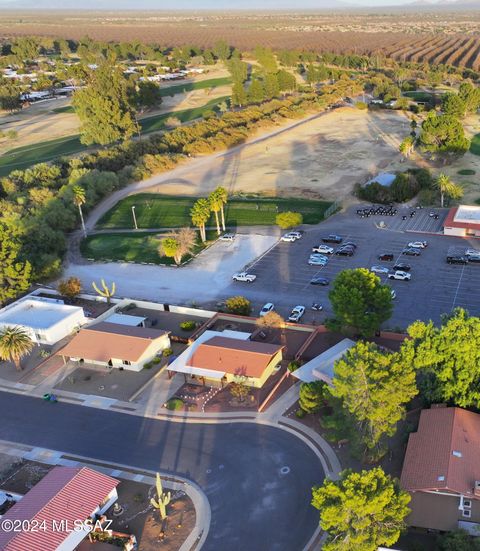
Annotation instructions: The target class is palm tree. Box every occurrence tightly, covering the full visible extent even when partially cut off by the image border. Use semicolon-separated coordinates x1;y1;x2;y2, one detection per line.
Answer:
215;186;228;232
72;185;87;237
190;198;211;243
0;326;34;372
434;173;463;207
208;190;223;236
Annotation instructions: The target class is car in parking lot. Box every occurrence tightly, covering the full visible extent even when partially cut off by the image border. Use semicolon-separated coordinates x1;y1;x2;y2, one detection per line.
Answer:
465;248;480;257
378;253;394;261
312;244;334;254
408;241;428;249
288;305;305;322
335;246;354;256
393;263;411;271
220;233;235;241
310;276;330;286
281;232;301;242
402;247;421;256
467;255;480;263
322;234;343;244
446;255;468;265
308;256;329;266
342;241;357;249
232;272;257;283
388;270;411;281
370;265;389;275
259;303;274;317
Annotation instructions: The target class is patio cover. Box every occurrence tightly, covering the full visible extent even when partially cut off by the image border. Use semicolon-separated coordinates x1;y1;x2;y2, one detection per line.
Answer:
169;363;225;380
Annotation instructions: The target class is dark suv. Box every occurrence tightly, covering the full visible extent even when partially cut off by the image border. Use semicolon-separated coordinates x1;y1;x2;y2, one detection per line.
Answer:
447;256;468;265
378;253;394;261
322;234;343;244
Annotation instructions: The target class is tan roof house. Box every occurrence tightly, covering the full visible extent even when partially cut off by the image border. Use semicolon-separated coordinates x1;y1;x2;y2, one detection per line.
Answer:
401;406;480;534
57;322;170;372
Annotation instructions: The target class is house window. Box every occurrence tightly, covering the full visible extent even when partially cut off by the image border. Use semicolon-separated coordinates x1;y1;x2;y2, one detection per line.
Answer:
122;360;131;366
464;500;472;509
462;509;472;518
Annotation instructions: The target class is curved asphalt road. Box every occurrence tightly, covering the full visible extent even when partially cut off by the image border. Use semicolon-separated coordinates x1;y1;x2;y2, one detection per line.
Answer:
0;392;323;551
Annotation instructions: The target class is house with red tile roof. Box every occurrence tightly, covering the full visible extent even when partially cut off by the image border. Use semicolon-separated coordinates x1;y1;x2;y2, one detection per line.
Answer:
0;466;119;551
444;205;480;237
400;406;480;532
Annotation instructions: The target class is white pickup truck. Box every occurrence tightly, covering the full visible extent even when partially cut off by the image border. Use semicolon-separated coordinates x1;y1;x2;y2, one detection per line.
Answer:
232;272;257;283
388;270;411;281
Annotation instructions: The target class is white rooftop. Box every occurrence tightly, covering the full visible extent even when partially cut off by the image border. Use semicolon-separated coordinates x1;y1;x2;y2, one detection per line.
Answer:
105;313;146;327
292;338;356;384
455;205;480;224
0;299;84;330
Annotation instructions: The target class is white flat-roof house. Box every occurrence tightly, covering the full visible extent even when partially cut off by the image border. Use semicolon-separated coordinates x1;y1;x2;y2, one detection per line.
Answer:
0;298;87;345
444;205;480;237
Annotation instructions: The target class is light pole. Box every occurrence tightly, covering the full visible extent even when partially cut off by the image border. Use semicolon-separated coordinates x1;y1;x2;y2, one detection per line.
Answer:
131;206;138;230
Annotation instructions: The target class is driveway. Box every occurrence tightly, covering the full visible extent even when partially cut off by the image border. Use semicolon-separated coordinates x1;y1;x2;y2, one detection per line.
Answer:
0;392;322;551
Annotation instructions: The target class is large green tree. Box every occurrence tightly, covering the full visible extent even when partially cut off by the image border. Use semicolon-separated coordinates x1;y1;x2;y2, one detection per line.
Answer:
73;63;139;146
0;226;32;306
458;82;480;115
441;92;466;118
404;308;480;408
328;268;392;337
312;467;410;551
299;381;328;414
330;341;417;457
418;113;470;155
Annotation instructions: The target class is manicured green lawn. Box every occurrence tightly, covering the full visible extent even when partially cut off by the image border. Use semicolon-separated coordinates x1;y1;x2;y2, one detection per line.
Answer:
458;169;476;175
53;105;74;114
470;134;480;156
402;91;434;103
97;194;333;230
0;96;228;176
159;76;231;97
80;230;215;264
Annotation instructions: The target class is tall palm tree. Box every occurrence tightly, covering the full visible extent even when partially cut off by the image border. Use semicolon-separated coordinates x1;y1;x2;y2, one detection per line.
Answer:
208;190;223;236
0;326;34;372
215;186;228;232
72;185;87;237
190;198;211;243
434;173;463;207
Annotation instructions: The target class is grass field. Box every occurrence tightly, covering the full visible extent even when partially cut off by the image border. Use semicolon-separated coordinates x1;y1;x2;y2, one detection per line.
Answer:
470;134;480;156
0;96;227;176
402;91;434;103
97;194;332;230
81;230;215;264
159;76;231;97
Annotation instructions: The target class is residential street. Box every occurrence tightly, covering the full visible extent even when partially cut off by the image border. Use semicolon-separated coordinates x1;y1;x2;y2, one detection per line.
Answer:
0;392;323;551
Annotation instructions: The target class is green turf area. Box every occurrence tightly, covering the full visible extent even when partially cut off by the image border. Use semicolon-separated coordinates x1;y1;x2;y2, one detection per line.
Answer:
470;134;480;156
80;230;215;264
159;76;231;97
458;169;476;176
402;91;434;103
97;194;333;230
53;105;74;114
0;96;228;176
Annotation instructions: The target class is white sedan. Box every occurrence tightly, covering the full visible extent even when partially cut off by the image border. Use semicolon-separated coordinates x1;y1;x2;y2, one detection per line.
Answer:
288;305;305;323
408;241;428;249
370;265;389;275
259;303;275;317
388;270;411;281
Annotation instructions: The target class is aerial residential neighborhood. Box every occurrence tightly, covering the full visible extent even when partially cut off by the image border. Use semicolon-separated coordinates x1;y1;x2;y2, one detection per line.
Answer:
1;2;480;551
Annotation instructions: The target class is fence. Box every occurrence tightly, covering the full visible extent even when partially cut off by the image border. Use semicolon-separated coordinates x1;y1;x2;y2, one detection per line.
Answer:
324;200;342;219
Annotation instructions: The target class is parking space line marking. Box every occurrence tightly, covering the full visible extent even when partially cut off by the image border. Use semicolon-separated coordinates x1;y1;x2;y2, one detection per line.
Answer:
452;264;466;310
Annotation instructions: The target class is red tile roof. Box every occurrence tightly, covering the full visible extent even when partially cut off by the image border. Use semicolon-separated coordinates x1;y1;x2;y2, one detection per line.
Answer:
0;466;118;551
187;336;283;378
401;407;480;496
444;207;480;231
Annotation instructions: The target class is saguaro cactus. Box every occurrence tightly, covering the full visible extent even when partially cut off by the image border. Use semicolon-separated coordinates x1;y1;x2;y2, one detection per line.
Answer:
92;279;116;303
150;473;171;520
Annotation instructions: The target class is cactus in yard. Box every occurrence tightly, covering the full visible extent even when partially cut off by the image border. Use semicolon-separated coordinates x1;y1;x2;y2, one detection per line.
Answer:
92;279;116;303
150;473;171;520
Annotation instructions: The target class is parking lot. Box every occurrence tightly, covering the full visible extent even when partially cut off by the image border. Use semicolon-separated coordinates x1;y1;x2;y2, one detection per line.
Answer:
224;205;480;330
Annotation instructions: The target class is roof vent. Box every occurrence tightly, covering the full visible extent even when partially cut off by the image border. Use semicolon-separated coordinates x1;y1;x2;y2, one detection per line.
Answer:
437;475;445;482
453;451;462;458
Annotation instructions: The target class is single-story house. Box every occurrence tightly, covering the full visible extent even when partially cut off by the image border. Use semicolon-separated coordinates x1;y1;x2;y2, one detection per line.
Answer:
0;297;87;345
444;205;480;237
167;329;283;388
401;406;480;533
0;466;119;551
292;338;355;385
57;322;170;372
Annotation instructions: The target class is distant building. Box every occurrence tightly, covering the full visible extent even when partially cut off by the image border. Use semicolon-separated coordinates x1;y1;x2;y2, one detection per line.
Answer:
0;297;87;345
401;406;480;532
444;205;480;237
57;321;170;371
0;466;118;551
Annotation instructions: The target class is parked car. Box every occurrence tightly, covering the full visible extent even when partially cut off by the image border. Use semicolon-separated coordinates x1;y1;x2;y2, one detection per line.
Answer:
467;255;480;263
446;256;468;265
312;244;334;254
288;231;303;239
378;253;394;261
232;272;256;282
370;265;389;275
288;305;306;323
465;249;480;257
342;241;357;249
259;303;274;317
281;233;298;242
408;241;428;249
393;263;411;271
220;233;235;241
310;276;330;286
308;256;329;266
322;234;343;244
402;248;421;256
388;270;411;281
335;247;354;256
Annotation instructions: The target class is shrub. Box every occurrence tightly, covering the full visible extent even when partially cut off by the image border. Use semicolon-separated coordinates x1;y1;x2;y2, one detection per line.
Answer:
225;295;252;316
143;361;154;369
288;360;300;372
162;348;173;357
179;320;196;331
295;408;306;418
152;356;162;364
276;211;303;229
165;398;184;410
355;101;368;110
